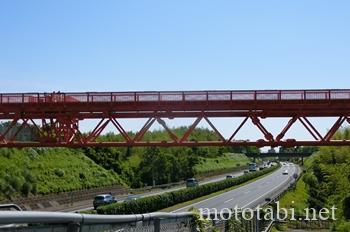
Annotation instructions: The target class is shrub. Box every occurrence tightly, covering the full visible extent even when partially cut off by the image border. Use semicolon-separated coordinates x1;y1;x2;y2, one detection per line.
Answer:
21;182;32;196
79;173;86;180
8;176;22;191
343;196;350;220
54;168;65;177
31;184;38;194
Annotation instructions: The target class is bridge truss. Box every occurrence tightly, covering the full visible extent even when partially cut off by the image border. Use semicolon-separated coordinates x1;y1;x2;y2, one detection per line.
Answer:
0;89;350;147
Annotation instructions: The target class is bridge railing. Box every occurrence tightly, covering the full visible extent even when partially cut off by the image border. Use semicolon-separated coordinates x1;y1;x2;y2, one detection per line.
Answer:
0;89;350;104
0;211;193;232
0;210;268;232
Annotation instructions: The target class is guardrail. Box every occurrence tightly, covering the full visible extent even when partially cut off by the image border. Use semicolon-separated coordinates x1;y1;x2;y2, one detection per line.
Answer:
0;210;268;232
1;89;350;104
0;204;22;211
0;211;194;232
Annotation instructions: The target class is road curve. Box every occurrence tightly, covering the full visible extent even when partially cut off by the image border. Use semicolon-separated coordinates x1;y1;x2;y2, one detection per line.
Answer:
172;164;300;213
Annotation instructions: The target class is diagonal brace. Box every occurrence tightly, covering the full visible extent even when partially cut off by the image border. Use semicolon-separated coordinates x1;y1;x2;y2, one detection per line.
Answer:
251;116;274;141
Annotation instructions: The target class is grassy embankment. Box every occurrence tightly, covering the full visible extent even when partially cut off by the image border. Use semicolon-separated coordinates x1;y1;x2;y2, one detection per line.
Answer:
128;152;250;177
0;148;124;201
194;153;250;176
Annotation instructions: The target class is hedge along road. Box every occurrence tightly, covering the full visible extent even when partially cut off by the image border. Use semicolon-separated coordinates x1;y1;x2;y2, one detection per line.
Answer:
97;165;280;214
172;164;300;213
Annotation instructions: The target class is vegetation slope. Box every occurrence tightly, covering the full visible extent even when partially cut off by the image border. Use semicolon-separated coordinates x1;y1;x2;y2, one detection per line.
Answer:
0;148;124;201
0;125;257;200
278;128;350;231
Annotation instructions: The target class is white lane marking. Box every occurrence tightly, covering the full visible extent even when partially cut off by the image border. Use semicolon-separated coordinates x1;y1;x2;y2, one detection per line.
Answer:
172;167;282;213
241;166;296;209
244;190;251;194
224;198;234;203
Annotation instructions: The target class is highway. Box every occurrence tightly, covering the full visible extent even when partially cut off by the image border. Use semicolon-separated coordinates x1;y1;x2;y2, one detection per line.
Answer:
65;164;298;213
64;169;246;212
173;164;300;213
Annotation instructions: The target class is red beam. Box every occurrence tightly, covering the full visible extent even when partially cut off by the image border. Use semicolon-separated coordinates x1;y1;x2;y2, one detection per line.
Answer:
0;89;349;147
1;140;350;148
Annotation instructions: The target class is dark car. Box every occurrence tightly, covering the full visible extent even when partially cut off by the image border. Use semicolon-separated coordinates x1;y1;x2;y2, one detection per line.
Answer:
93;194;117;209
226;175;235;179
186;178;199;188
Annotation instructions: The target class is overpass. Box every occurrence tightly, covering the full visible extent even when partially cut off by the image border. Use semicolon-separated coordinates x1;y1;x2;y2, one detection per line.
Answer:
0;89;349;147
245;152;312;158
246;152;312;164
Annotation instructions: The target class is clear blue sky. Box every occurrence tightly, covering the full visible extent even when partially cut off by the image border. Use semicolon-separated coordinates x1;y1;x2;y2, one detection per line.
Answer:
0;1;349;145
0;0;349;92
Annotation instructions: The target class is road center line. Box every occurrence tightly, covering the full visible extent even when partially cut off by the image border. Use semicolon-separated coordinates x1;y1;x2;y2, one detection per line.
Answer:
224;198;234;203
240;166;297;209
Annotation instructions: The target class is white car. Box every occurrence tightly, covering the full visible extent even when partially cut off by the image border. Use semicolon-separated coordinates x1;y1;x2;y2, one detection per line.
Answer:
282;170;289;175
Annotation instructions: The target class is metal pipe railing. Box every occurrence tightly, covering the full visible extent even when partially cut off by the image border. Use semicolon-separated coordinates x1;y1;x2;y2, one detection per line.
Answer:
0;211;193;224
1;89;350;104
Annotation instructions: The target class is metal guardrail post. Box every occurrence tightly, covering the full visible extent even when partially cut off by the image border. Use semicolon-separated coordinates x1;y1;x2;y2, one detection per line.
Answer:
67;223;80;232
154;218;161;232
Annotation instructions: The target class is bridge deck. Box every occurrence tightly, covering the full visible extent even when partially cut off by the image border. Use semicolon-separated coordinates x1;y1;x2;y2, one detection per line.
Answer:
0;89;349;147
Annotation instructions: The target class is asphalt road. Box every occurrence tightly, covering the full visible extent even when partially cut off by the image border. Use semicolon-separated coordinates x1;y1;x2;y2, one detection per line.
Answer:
172;164;300;213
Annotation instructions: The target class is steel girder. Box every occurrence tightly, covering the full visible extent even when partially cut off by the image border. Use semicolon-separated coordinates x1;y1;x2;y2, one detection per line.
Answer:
0;115;349;148
0;90;350;147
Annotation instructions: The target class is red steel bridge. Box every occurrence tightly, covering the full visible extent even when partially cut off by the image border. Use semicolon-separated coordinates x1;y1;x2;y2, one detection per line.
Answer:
0;89;350;148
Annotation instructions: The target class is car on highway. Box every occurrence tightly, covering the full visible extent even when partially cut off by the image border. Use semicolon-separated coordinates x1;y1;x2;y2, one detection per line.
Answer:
93;194;117;209
282;170;289;175
249;162;258;172
244;170;249;174
226;175;235;179
293;173;298;179
186;178;199;188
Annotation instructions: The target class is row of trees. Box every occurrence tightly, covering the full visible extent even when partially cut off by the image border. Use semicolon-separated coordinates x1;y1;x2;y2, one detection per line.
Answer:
84;128;259;188
83;146;200;188
300;128;350;230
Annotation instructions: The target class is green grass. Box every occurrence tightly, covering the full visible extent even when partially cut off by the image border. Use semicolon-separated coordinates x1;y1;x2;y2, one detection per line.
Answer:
194;153;250;175
0;148;125;200
279;176;309;216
